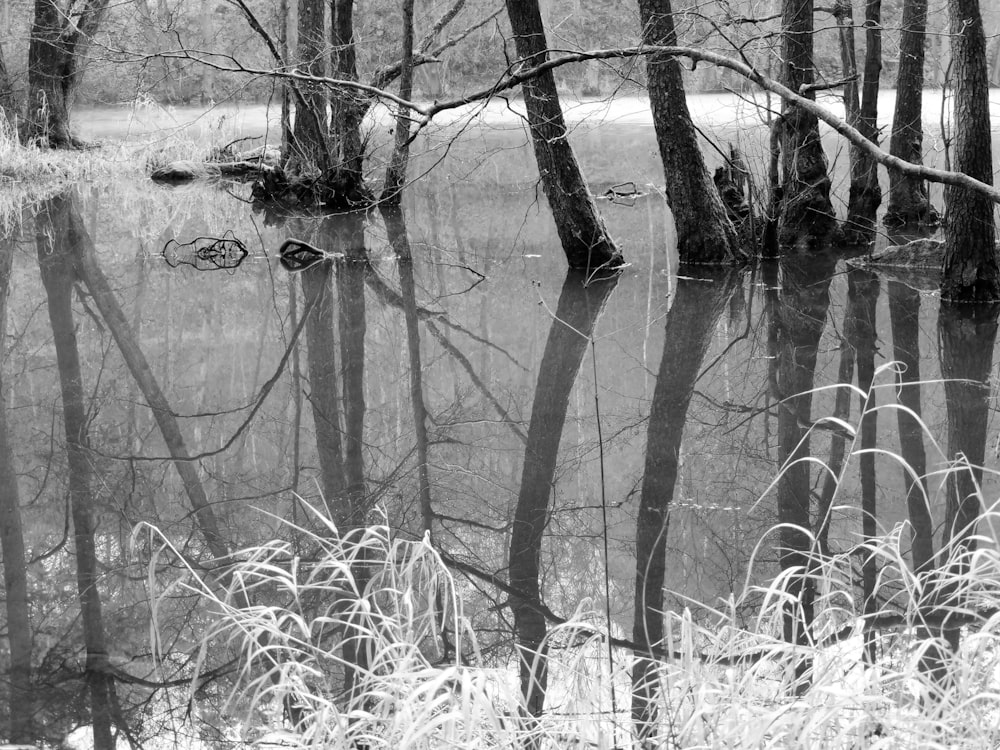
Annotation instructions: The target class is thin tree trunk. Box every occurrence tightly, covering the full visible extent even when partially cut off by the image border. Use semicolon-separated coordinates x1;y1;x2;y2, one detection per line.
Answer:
509;272;618;717
503;0;622;272
637;0;740;262
632;269;738;745
381;0;416;203
36;198;115;750
0;237;33;742
844;0;882;242
0;40;15;125
941;0;1000;301
886;0;938;225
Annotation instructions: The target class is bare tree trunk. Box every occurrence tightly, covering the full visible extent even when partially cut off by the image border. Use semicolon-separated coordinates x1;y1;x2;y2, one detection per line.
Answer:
24;0;110;147
381;0;416;203
941;0;1000;301
0;237;33;743
330;0;369;206
285;0;329;176
886;0;938;226
503;0;623;272
509;272;618;717
632;269;738;745
36;198;115;750
778;0;834;241
843;0;882;242
637;1;740;262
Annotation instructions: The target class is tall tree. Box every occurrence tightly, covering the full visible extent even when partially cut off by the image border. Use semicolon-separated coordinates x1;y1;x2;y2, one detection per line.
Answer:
637;1;741;262
778;0;834;241
941;0;1000;301
24;0;110;147
885;0;938;226
503;0;623;272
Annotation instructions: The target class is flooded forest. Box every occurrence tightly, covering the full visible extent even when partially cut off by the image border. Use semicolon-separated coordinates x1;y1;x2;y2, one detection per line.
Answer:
3;0;1000;747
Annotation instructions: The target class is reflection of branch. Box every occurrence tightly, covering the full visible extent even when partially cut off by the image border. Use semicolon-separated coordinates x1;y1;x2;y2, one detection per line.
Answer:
425;321;527;443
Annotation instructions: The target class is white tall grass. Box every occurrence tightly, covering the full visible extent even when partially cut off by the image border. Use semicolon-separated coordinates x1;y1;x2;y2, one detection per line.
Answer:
142;375;1000;749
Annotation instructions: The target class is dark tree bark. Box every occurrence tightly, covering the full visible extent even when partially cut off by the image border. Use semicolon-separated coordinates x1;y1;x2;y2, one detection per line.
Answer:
778;0;834;241
503;0;623;272
0;237;33;743
842;0;882;242
941;0;1000;301
631;269;738;744
637;1;740;262
886;277;934;572
509;272;618;717
36;198;116;750
330;0;368;205
24;0;110;147
885;0;938;226
771;255;836;690
285;0;330;176
845;268;879;663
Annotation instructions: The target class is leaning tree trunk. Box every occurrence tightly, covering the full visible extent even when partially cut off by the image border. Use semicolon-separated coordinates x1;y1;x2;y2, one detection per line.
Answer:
36;198;116;750
778;0;834;242
509;272;618;718
632;269;738;745
637;0;741;263
843;0;882;242
885;0;938;226
503;0;623;272
24;0;110;147
941;0;1000;301
0;238;33;743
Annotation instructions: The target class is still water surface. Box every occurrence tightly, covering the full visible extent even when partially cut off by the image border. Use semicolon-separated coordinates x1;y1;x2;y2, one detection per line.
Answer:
2;97;997;742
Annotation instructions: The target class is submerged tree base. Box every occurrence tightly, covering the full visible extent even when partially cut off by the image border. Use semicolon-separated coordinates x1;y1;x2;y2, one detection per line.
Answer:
252;166;375;212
